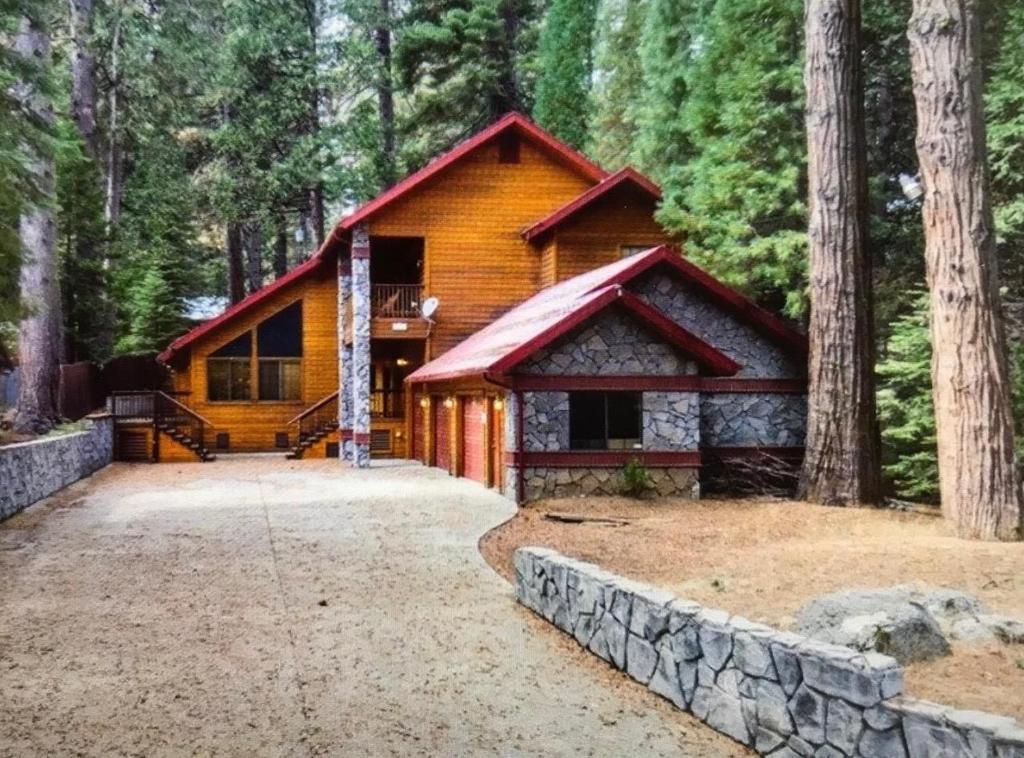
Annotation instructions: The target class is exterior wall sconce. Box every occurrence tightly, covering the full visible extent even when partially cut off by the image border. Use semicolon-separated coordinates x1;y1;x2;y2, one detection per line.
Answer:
419;397;429;408
493;398;504;411
443;397;455;409
396;358;409;366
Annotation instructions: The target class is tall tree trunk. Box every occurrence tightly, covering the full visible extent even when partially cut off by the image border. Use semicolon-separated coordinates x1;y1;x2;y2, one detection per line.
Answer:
798;0;881;505
68;0;100;159
226;223;245;304
273;215;288;279
13;17;63;434
376;0;396;188
494;1;521;115
308;186;325;249
908;0;1023;540
104;14;123;230
242;220;263;295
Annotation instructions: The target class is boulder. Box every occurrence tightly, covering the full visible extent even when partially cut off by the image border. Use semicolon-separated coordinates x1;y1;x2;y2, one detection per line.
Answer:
794;588;951;663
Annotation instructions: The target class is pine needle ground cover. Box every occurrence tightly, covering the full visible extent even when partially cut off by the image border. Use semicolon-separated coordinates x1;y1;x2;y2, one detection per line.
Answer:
480;496;1024;719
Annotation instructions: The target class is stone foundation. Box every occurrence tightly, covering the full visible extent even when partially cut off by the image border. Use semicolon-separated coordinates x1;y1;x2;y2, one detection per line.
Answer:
515;547;1024;757
522;466;699;501
1;414;113;521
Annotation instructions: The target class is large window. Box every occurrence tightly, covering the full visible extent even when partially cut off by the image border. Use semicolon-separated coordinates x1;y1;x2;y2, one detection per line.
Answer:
569;391;642;450
206;301;303;402
256;302;302;401
207;332;252;401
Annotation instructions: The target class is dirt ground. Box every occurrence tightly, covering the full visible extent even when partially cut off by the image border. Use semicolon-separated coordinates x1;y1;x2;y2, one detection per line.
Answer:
480;495;1024;720
0;459;747;757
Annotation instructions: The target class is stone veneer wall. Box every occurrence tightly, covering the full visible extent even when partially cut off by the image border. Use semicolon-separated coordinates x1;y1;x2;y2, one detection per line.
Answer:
701;393;807;447
518;307;697;376
1;415;113;521
522;466;699;501
631;272;799;379
515;547;1024;758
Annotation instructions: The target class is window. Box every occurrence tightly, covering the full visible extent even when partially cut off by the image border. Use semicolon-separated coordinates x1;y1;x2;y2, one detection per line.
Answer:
207;302;303;402
569;391;642;450
258;359;301;401
621;245;656;258
208;332;252;401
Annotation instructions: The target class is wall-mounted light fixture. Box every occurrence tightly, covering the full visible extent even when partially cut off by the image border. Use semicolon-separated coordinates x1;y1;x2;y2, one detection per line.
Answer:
396;358;410;367
443;397;455;409
419;397;429;408
493;398;504;411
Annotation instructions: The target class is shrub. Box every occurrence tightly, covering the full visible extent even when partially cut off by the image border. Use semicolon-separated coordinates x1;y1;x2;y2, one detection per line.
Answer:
620;456;654;498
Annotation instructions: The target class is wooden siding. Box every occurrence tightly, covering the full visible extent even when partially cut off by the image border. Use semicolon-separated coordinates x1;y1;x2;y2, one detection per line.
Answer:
368;139;593;357
173;271;338;452
539;239;558;289
551;186;672;282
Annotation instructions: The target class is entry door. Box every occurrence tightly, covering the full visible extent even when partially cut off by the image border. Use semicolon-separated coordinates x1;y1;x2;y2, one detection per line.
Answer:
432;398;451;472
461;397;486;484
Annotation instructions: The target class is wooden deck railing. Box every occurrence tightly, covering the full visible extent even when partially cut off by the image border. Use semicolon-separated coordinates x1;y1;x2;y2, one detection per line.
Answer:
371;284;422;319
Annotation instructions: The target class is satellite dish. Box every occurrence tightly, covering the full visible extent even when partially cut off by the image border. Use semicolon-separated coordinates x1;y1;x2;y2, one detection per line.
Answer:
421;297;440;319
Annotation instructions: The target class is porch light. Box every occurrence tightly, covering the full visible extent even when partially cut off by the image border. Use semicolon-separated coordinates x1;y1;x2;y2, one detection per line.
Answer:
444;397;455;409
396;358;410;366
419;397;428;408
493;398;504;411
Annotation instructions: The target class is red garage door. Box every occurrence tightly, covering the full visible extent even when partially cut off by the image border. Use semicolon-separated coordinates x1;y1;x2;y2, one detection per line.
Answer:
412;389;425;462
461;396;486;484
432;398;451;472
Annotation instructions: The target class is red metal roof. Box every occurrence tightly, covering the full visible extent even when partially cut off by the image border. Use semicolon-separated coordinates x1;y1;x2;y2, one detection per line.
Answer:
521;167;661;243
407;245;808;384
404;246;776;384
159;113;607;364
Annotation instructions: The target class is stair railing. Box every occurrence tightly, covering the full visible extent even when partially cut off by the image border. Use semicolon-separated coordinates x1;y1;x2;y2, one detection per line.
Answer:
154;391;214;455
287;391;339;444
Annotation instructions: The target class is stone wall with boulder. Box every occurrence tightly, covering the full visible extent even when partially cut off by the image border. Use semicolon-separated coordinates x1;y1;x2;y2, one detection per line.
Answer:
515;547;1024;757
1;414;113;521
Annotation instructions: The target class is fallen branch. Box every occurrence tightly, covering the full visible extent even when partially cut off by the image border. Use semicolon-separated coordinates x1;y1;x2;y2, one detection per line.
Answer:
542;512;633;526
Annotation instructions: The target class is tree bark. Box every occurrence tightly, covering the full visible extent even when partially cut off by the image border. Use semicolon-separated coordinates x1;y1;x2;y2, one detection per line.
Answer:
68;0;100;160
273;215;288;279
908;0;1023;540
226;223;245;304
308;186;325;249
12;17;63;434
104;13;123;229
376;0;396;188
798;0;881;505
242;221;263;295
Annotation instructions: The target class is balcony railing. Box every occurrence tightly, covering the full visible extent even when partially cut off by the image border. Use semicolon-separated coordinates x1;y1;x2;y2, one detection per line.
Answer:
372;284;423;319
371;389;405;418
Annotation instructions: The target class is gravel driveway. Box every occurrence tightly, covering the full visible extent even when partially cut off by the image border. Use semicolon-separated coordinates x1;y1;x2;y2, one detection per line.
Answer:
0;458;745;757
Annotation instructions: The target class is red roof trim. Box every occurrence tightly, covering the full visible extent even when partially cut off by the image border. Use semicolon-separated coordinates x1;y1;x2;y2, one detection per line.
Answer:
521;167;661;243
333;113;607;240
157;254;326;363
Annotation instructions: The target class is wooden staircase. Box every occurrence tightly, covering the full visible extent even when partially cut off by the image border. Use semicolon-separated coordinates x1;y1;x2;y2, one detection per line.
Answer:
111;390;216;463
155;420;217;461
286;391;339;460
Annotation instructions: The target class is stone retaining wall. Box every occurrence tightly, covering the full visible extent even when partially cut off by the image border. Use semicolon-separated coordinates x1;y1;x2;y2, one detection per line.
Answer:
514;547;1024;757
521;466;699;501
0;414;113;521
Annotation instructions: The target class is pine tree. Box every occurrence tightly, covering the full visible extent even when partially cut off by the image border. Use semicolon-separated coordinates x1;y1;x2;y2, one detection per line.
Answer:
657;0;807;318
396;0;541;165
588;0;647;169
532;0;598;149
876;294;939;501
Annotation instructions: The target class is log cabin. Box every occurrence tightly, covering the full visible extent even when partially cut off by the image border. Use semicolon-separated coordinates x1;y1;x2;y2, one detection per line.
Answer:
139;113;808;501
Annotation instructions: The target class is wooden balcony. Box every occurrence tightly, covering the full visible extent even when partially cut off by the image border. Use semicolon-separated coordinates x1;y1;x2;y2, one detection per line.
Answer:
372;284;422;318
371;389;404;418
